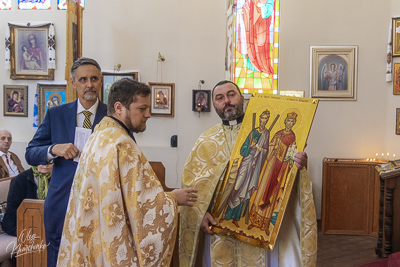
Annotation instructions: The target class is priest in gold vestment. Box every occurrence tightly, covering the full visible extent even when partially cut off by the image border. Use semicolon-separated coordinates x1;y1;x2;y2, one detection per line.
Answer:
179;81;317;267
58;78;197;267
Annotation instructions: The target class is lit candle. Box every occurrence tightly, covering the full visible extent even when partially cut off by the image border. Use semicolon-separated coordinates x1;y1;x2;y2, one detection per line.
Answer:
388;153;390;161
382;153;384;160
376;153;378;160
394;154;396;161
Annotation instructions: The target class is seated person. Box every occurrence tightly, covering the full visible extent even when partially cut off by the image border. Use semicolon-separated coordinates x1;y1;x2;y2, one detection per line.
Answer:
0;129;25;178
1;164;53;236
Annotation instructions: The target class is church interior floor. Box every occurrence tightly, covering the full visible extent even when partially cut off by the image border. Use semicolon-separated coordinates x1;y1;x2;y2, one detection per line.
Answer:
317;221;381;267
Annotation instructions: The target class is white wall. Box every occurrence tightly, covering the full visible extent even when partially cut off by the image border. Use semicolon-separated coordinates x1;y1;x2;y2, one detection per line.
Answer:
1;0;399;219
0;0;67;169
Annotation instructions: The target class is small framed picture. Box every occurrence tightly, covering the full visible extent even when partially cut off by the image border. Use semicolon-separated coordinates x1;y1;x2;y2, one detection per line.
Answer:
37;83;67;125
149;82;175;117
396;108;400;135
8;23;55;80
192;90;211;112
101;72;139;104
392;17;400;57
3;85;28;117
394;63;400;95
310;46;358;100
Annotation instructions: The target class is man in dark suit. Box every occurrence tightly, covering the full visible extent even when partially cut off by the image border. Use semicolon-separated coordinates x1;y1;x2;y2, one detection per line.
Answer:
1;164;53;236
25;57;108;267
0;129;24;178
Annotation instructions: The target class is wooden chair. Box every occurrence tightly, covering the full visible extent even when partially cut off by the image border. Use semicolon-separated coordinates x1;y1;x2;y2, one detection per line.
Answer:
16;199;46;267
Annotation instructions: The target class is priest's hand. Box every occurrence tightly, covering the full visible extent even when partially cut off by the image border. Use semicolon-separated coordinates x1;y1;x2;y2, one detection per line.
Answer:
201;212;216;234
294;151;308;169
173;188;198;207
51;143;79;159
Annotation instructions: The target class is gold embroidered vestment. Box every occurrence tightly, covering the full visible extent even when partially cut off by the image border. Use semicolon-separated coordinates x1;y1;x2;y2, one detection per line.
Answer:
58;117;178;266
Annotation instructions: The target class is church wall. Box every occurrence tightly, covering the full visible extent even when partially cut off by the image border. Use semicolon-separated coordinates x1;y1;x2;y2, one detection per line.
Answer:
0;0;399;219
0;2;67;168
280;0;398;219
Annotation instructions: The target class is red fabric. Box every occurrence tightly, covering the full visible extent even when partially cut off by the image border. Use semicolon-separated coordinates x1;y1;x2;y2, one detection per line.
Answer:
388;251;400;267
358;252;400;267
261;130;295;204
243;0;274;74
357;258;388;267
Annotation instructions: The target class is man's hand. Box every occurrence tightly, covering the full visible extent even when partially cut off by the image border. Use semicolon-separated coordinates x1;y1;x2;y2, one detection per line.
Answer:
51;143;79;159
172;188;198;207
294;151;308;169
200;212;216;234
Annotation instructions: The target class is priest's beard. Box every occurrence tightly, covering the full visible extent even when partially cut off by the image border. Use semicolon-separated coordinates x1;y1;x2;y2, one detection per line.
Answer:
123;113;146;133
214;99;244;121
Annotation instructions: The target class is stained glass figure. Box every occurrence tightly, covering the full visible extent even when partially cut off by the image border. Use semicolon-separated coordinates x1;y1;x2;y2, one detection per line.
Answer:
229;0;280;94
18;0;51;9
58;0;84;10
0;0;11;10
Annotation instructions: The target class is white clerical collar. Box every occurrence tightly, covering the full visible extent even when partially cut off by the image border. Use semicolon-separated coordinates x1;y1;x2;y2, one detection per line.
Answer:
77;98;99;115
222;114;244;126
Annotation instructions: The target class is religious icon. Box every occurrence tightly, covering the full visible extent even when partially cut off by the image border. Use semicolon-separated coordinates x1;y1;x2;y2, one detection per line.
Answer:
101;72;138;104
310;46;358;100
8;23;55;80
212;94;318;250
3;85;28;117
394;63;400;95
396;108;400;135
38;83;66;125
149;82;175;117
192;90;211;112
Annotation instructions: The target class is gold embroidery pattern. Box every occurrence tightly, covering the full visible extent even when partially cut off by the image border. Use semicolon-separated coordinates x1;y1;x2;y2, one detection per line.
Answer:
300;168;318;267
57;117;178;267
179;123;318;267
179;124;267;267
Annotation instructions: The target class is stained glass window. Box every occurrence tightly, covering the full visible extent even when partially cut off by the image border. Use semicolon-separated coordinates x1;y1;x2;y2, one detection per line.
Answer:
18;0;51;10
230;0;280;94
0;0;11;10
58;0;84;10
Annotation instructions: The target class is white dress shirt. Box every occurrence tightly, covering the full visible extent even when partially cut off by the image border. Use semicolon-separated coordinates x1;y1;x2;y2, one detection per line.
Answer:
46;99;99;161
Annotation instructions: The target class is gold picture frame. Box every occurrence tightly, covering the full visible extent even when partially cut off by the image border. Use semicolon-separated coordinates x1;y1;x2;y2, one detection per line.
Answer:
393;17;400;57
310;46;358;100
65;0;83;102
394;63;400;95
211;94;318;250
149;82;175;117
3;85;28;117
8;23;54;80
396;108;400;135
37;83;66;125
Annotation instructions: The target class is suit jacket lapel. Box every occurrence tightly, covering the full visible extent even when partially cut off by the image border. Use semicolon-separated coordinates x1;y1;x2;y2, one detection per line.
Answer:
65;100;78;143
0;158;9;177
10;153;24;173
92;102;107;131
